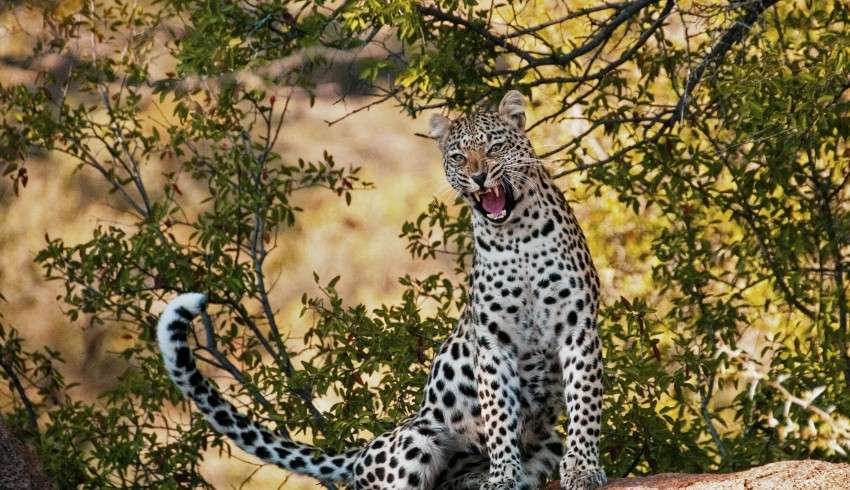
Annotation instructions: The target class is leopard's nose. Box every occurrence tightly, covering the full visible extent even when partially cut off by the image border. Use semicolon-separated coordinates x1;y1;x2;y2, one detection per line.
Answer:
471;172;487;188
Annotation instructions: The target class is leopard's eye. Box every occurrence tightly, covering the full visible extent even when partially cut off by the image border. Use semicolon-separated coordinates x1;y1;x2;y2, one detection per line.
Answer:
448;153;467;164
488;142;506;155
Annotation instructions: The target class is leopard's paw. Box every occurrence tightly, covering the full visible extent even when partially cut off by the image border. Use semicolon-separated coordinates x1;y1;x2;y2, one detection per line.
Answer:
479;481;519;490
559;467;607;490
438;472;487;490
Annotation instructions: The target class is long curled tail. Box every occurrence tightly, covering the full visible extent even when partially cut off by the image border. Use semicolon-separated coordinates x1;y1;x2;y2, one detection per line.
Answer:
157;293;357;484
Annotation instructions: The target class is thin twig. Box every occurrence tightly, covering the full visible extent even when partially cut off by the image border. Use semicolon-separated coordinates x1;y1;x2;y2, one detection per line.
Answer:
503;3;628;38
197;309;291;439
324;87;402;126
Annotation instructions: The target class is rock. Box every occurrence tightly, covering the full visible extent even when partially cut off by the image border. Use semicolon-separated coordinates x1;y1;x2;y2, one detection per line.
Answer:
544;460;850;489
0;420;56;490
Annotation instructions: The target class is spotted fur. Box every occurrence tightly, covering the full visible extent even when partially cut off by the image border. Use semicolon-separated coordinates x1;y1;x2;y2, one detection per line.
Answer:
157;91;606;489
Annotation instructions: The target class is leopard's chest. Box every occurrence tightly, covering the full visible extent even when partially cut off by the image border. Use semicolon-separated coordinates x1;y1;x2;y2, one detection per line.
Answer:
470;217;594;351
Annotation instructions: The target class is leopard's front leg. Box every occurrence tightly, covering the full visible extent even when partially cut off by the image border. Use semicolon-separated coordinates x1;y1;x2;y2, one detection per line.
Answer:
558;316;606;490
474;327;524;490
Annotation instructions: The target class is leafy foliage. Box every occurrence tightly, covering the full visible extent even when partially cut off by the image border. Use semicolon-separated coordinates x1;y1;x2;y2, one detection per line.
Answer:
1;0;849;488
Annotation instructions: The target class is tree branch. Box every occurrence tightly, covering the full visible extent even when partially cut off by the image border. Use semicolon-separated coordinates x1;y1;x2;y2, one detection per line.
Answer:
197;308;291;439
503;3;629;38
674;0;781;123
0;356;39;436
417;5;537;64
241;102;330;434
551;0;781;174
807;147;850;388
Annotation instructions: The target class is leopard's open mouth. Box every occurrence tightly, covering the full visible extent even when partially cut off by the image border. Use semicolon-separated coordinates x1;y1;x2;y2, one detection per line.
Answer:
470;183;515;223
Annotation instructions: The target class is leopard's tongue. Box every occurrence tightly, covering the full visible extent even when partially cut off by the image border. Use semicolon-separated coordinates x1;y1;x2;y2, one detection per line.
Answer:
481;188;506;214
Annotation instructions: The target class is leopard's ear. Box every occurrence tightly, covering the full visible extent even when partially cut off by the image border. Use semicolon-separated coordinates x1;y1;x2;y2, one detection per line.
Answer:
498;90;526;132
428;114;452;144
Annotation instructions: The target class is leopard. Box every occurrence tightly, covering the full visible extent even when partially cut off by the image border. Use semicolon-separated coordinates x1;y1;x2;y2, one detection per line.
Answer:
157;90;607;490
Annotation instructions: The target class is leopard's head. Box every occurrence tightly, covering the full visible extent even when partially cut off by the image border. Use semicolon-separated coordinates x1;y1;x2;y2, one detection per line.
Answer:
429;90;535;224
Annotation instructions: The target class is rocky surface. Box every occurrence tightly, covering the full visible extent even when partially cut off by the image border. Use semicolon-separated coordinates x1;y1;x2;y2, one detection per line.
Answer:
544;460;850;490
0;420;55;490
